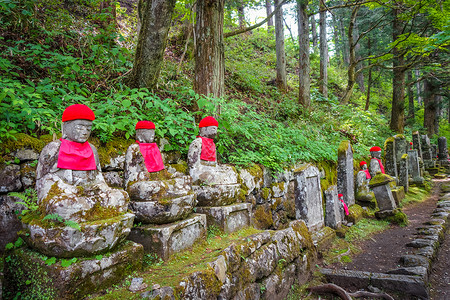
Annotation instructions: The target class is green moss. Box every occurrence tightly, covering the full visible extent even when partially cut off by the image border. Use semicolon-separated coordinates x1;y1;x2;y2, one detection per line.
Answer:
0;133;46;156
146;169;173;181
401;153;408;160
337;140;352;156
261;187;271;200
253;205;273;229
247;164;263;179
386;209;408;226
369;172;394;187
168;161;188;174
347;204;364;224
290;221;314;250
318;160;337;194
293;163;311;174
93;137;133;167
237;189;247;202
394;134;406;139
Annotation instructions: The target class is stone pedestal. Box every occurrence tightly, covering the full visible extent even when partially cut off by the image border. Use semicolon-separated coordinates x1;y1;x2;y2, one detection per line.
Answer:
384;137;398;179
391;186;405;206
294;164;324;232
398;154;409;193
193;183;241;206
324;185;344;229
438;137;449;165
128;214;207;260
408;149;424;184
196;203;252;233
337;141;355;207
4;241;143;300
369;173;397;212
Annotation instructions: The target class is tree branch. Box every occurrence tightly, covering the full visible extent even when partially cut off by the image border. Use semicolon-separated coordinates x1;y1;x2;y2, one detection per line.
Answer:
224;0;290;38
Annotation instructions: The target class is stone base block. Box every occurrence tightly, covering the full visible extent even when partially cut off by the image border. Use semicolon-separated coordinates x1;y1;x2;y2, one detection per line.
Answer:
311;226;336;251
375;209;397;219
128;214;207;260
196;203;252;233
391;186;405;205
3;241;143;300
426;166;439;175
193;184;241;206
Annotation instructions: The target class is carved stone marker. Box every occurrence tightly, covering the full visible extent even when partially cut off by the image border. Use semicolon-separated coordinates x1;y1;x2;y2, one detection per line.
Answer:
412;131;422;159
394;135;407;172
398;154;409;193
294;164;324;231
438;137;449;165
324;185;344;229
421;135;434;168
384;138;398;179
369;173;397;213
337;140;355;207
408;149;424;184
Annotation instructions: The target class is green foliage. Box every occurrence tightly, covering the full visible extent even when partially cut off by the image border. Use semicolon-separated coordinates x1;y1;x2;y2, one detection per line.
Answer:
42;213;81;231
9;188;38;215
60;257;77;268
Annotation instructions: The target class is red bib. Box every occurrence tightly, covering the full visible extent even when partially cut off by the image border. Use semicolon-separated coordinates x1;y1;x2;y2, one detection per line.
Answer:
363;169;371;179
339;198;349;216
198;136;216;162
137;141;165;173
57;138;97;170
375;158;385;174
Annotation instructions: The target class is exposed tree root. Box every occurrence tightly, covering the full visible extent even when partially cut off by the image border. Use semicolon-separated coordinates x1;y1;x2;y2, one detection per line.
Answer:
308;283;394;300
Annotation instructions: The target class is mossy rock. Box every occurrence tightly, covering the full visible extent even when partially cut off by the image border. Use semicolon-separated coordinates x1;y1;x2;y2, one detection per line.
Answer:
337;140;352;156
1;133;46;156
169;161;188;174
369;172;394;188
386;209;408;226
92;137;133;167
253;204;273;229
346;204;364;224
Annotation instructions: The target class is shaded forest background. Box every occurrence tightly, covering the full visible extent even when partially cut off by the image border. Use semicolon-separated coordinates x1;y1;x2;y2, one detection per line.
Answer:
0;0;449;170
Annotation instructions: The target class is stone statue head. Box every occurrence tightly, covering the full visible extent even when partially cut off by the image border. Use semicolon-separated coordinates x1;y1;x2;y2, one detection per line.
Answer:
61;104;95;143
359;161;368;170
136;129;155;143
135;121;156;143
369;146;382;159
62;119;93;143
198;116;218;140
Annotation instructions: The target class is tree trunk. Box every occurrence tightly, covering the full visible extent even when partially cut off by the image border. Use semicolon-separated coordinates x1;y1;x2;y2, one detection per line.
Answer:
275;0;287;91
415;69;422;106
311;15;318;50
353;24;365;93
339;18;350;66
340;6;359;104
127;0;177;89
266;0;274;31
237;0;245;29
389;8;406;133
194;0;225;98
297;0;310;108
331;14;341;64
319;3;328;98
407;70;415;121
365;37;372;111
423;78;439;136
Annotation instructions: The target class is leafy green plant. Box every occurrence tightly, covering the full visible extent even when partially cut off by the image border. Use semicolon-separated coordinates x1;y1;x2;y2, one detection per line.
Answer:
42;214;81;231
61;257;77;267
9;188;38;214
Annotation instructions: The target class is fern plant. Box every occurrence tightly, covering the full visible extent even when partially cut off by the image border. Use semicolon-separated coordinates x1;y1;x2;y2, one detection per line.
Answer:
42;213;81;231
9;188;39;214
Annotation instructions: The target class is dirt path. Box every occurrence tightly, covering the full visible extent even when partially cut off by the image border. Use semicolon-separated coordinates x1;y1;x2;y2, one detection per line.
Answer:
337;181;443;273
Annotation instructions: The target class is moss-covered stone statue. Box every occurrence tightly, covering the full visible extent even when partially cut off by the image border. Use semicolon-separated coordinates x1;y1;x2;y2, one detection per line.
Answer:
124;120;195;224
26;104;133;257
187;116;240;206
355;161;375;206
369;146;385;178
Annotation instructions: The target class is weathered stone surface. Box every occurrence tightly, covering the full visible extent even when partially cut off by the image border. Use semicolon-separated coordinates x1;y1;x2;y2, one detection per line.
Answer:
408;149;424;184
19;161;37;190
127;175;192;202
130;194;196;224
190;161;238;186
437;136;448;161
387;266;428;278
0;164;22;193
102;153;125;171
3;241;143;300
406;238;438;249
239;166;263;195
129;277;147;293
20;213;134;258
398;153;409;193
347;204;364;224
437;200;450;208
414;245;435;259
141;286;175;299
194;183;240;207
103;171;124;188
400;254;430;268
337;140;355;206
416;225;444;236
321;268;372;290
391;186;405;205
369;173;396;212
179;270;222;300
355;170;375;206
293;164;324;232
196;203;251;233
12;148;39;162
384;137;398;178
262;263;296;300
324;185;344;229
394;135;407;170
207;255;227;284
412;131;422;159
128;214;207;260
311;226;336;251
0;195;24;252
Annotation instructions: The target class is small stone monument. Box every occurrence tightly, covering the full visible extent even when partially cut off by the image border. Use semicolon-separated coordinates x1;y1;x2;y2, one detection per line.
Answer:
337;140;355;207
369;146;386;178
412;131;422;159
394;135;407;171
408;149;424;185
398;154;409;194
437;137;449;166
124;121;206;259
355;161;375;207
188;116;251;233
5;104;142;299
293;164;324;231
324;186;344;229
369;173;397;218
421;135;434;168
384;138;398;178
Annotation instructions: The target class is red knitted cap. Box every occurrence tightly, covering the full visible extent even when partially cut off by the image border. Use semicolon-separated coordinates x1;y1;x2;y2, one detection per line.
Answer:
370;146;382;152
359;161;367;167
62;104;95;122
199;116;218;128
136;121;155;130
338;193;343;197
410;142;413;145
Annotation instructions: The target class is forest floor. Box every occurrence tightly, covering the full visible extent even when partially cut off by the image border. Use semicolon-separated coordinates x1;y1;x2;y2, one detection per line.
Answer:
322;178;450;299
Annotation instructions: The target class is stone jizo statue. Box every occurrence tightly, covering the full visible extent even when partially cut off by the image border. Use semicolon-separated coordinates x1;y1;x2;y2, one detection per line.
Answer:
355;161;374;203
369;146;385;178
29;104;132;257
124;121;194;224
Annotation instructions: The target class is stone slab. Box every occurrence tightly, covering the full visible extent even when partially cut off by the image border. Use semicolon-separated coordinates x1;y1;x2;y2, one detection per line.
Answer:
311;226;336;251
128;214;207;260
196;203;252;233
3;241;143;300
193;184;241;206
